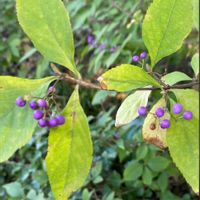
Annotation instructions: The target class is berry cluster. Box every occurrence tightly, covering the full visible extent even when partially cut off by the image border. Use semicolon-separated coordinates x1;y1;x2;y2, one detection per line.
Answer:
138;103;193;130
15;88;65;129
87;34;118;53
132;52;147;63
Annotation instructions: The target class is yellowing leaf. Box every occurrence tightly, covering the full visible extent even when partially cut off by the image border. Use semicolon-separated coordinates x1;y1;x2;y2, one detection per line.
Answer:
142;0;193;67
142;98;170;149
46;88;93;200
0;76;55;163
167;89;199;193
16;0;79;76
98;65;160;92
115;90;151;127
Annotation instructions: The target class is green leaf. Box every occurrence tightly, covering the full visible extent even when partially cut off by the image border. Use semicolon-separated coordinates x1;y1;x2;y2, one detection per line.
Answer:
123;161;143;181
142;98;170;149
142;0;193;67
16;0;79;76
191;53;199;77
142;167;153;185
0;76;55;163
167;89;199;193
46;88;93;200
136;144;148;161
3;182;24;198
161;71;192;86
157;173;168;192
98;65;160;92
193;0;199;31
115;90;151;127
148;156;170;172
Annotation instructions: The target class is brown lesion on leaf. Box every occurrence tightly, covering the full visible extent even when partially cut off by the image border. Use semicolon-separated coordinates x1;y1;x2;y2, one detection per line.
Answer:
97;76;108;90
143;135;165;149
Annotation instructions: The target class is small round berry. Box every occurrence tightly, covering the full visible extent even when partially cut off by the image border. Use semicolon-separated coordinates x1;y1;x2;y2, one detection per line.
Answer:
140;52;147;59
48;118;58;128
33;110;44;120
29;101;38;110
138;106;147;117
87;35;95;45
48;86;56;94
173;103;183;114
99;44;106;51
38;119;47;128
56;115;65;125
38;99;47;108
160;119;170;129
183;111;193;120
109;47;116;53
155;108;165;118
16;96;26;107
132;55;140;62
113;133;120;140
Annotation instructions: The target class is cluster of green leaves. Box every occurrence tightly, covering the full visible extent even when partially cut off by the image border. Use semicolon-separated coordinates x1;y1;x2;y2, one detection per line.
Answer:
0;0;199;199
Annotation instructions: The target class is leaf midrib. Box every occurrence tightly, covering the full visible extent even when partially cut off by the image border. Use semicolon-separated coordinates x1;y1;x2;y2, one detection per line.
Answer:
153;0;177;66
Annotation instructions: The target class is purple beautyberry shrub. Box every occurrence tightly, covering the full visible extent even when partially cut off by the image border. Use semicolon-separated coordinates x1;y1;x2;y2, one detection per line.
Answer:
38;99;47;109
99;44;106;51
132;55;140;62
160;119;170;129
56;115;66;125
155;108;165;118
140;52;147;59
33;110;44;120
38;119;47;128
16;96;26;107
87;35;95;45
183;111;193;120
173;103;183;114
29;101;38;110
138;106;147;117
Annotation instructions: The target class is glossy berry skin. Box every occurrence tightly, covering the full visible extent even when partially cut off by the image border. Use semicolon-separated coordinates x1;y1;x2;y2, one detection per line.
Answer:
56;115;65;125
48;86;56;94
33;110;44;120
138;106;147;117
155;108;165;118
160;119;170;129
16;96;26;107
132;55;140;62
87;35;94;45
29;101;38;110
38;119;47;128
173;103;183;114
38;99;47;108
48;118;58;128
183;111;193;120
140;52;147;59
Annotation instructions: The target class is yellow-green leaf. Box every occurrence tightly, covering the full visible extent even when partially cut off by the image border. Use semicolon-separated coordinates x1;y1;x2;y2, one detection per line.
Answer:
46;88;93;200
167;89;199;193
98;65;160;92
142;0;193;67
142;98;170;149
0;76;55;163
193;0;199;31
16;0;79;76
115;90;151;127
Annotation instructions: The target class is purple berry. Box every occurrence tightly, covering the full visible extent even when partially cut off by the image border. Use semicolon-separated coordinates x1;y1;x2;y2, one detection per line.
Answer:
99;44;106;51
29;101;38;110
87;35;95;45
132;55;140;62
140;52;147;59
48;86;56;94
16;96;26;107
38;119;47;128
109;47;116;53
56;115;65;125
173;103;183;114
33;110;44;120
138;106;147;117
48;118;59;128
183;111;193;120
38;99;47;109
155;108;165;118
160;119;170;129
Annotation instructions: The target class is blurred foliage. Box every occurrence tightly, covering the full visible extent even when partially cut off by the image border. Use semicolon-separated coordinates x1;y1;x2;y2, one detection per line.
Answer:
0;0;198;199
